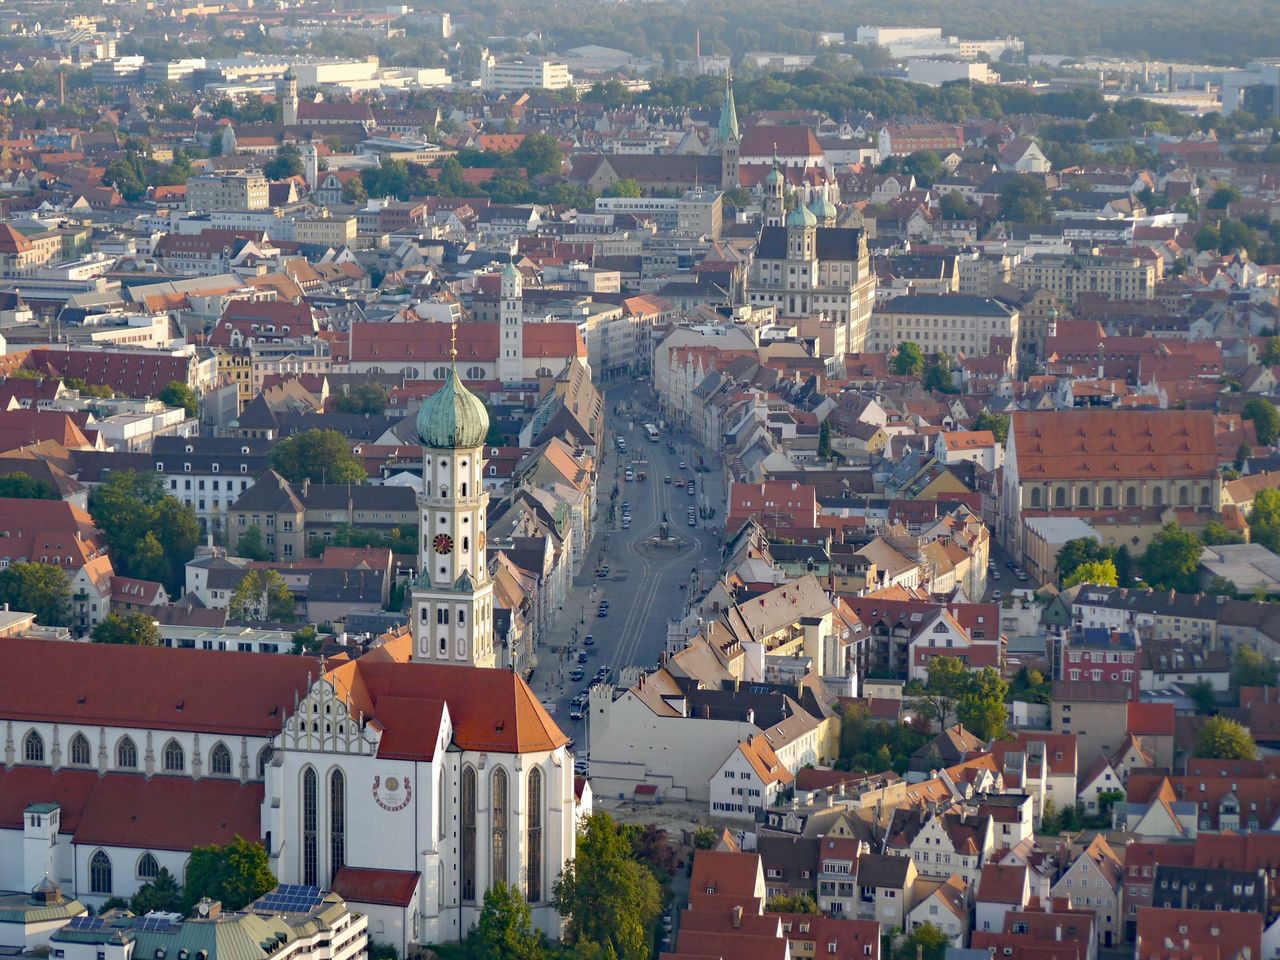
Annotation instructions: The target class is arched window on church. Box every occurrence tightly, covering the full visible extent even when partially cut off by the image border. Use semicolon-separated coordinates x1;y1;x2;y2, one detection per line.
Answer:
1126;486;1137;507
1054;486;1067;508
329;770;346;883
137;852;159;881
461;766;477;902
1030;488;1041;508
491;767;509;887
23;730;44;764
90;850;112;894
1153;487;1164;506
438;764;447;841
302;767;318;886
1102;487;1114;507
69;733;91;766
257;746;272;779
162;740;184;772
210;742;233;776
526;768;543;902
117;737;137;769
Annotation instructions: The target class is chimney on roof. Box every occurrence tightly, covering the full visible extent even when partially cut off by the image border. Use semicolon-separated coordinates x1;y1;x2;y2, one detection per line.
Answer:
1055;925;1062;942
732;904;743;928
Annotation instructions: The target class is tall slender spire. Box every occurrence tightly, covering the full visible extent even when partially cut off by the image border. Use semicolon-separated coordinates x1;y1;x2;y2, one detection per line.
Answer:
450;318;458;363
718;72;739;145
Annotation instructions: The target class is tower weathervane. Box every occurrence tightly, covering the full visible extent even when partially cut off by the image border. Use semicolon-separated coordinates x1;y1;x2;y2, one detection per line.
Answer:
450;319;458;361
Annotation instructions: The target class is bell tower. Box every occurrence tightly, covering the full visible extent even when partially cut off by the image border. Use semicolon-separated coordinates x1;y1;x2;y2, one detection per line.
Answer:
497;262;523;384
410;322;497;669
281;71;298;126
719;73;740;191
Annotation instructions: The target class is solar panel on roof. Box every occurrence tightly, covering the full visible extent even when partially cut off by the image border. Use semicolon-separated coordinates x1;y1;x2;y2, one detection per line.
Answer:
67;916;106;932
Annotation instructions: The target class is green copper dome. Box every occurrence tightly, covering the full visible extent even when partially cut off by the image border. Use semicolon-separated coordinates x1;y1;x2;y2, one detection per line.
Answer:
786;204;817;228
809;194;836;221
416;368;490;449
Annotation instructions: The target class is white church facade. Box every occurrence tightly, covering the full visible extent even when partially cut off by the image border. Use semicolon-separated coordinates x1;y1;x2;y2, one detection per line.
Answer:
0;359;576;950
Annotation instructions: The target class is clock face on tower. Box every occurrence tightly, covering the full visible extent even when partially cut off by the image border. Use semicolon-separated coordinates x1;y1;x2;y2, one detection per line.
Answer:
432;533;454;555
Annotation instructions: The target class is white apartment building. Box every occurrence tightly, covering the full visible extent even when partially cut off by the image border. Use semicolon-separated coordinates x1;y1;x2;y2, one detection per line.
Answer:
479;55;571;91
868;294;1019;356
185;173;271;213
1013;253;1155;305
595;190;723;239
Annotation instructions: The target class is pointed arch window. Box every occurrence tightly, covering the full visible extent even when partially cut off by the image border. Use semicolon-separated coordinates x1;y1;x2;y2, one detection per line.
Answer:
137;852;160;881
117;737;138;769
461;766;477;902
23;730;44;763
210;742;233;776
162;739;184;772
69;732;92;766
257;746;272;779
329;770;346;882
302;767;318;886
90;850;112;894
526;768;543;902
492;767;509;886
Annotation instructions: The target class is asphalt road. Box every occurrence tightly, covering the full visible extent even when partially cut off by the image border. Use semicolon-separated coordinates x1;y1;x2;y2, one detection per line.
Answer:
529;377;725;756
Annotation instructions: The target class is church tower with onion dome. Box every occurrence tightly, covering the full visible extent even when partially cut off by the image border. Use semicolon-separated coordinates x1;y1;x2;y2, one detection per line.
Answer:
410;323;496;668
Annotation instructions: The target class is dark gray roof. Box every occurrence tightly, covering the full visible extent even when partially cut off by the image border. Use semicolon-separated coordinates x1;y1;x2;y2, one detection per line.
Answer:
855;853;913;888
880;294;1016;317
756;225;863;261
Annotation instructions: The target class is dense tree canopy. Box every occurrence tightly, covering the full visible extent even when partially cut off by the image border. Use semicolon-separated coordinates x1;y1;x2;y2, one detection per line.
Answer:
89;471;199;595
184;837;275;912
91;612;162;645
554;812;663;960
1140;523;1203;592
1195;716;1256;760
0;561;71;627
269;429;367;484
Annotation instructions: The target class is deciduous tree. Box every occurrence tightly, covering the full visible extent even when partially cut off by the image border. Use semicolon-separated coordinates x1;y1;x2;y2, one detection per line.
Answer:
184;837;275;912
89;471;199;595
0;561;71;627
1195;716;1256;760
1062;559;1118;588
91;612;161;645
554;812;662;960
1233;646;1279;688
228;570;295;623
1243;397;1280;446
268;429;367;484
469;882;544;960
892;341;925;376
159;380;199;419
0;473;56;499
1140;522;1202;592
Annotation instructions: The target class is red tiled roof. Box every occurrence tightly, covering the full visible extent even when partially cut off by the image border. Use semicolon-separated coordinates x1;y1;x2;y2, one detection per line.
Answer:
1136;907;1262;960
328;658;568;757
1011;410;1217;481
331;866;420;907
978;863;1029;905
1127;701;1175;736
0;637;318;736
25;348;193;401
0;766;262;851
344;320;585;365
0;408;94;450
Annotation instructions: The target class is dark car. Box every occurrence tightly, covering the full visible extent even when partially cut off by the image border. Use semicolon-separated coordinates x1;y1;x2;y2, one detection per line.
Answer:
597;608;608;617
578;652;589;663
583;634;595;645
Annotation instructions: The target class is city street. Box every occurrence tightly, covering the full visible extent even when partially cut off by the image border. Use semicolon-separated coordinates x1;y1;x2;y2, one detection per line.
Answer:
529;377;725;753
